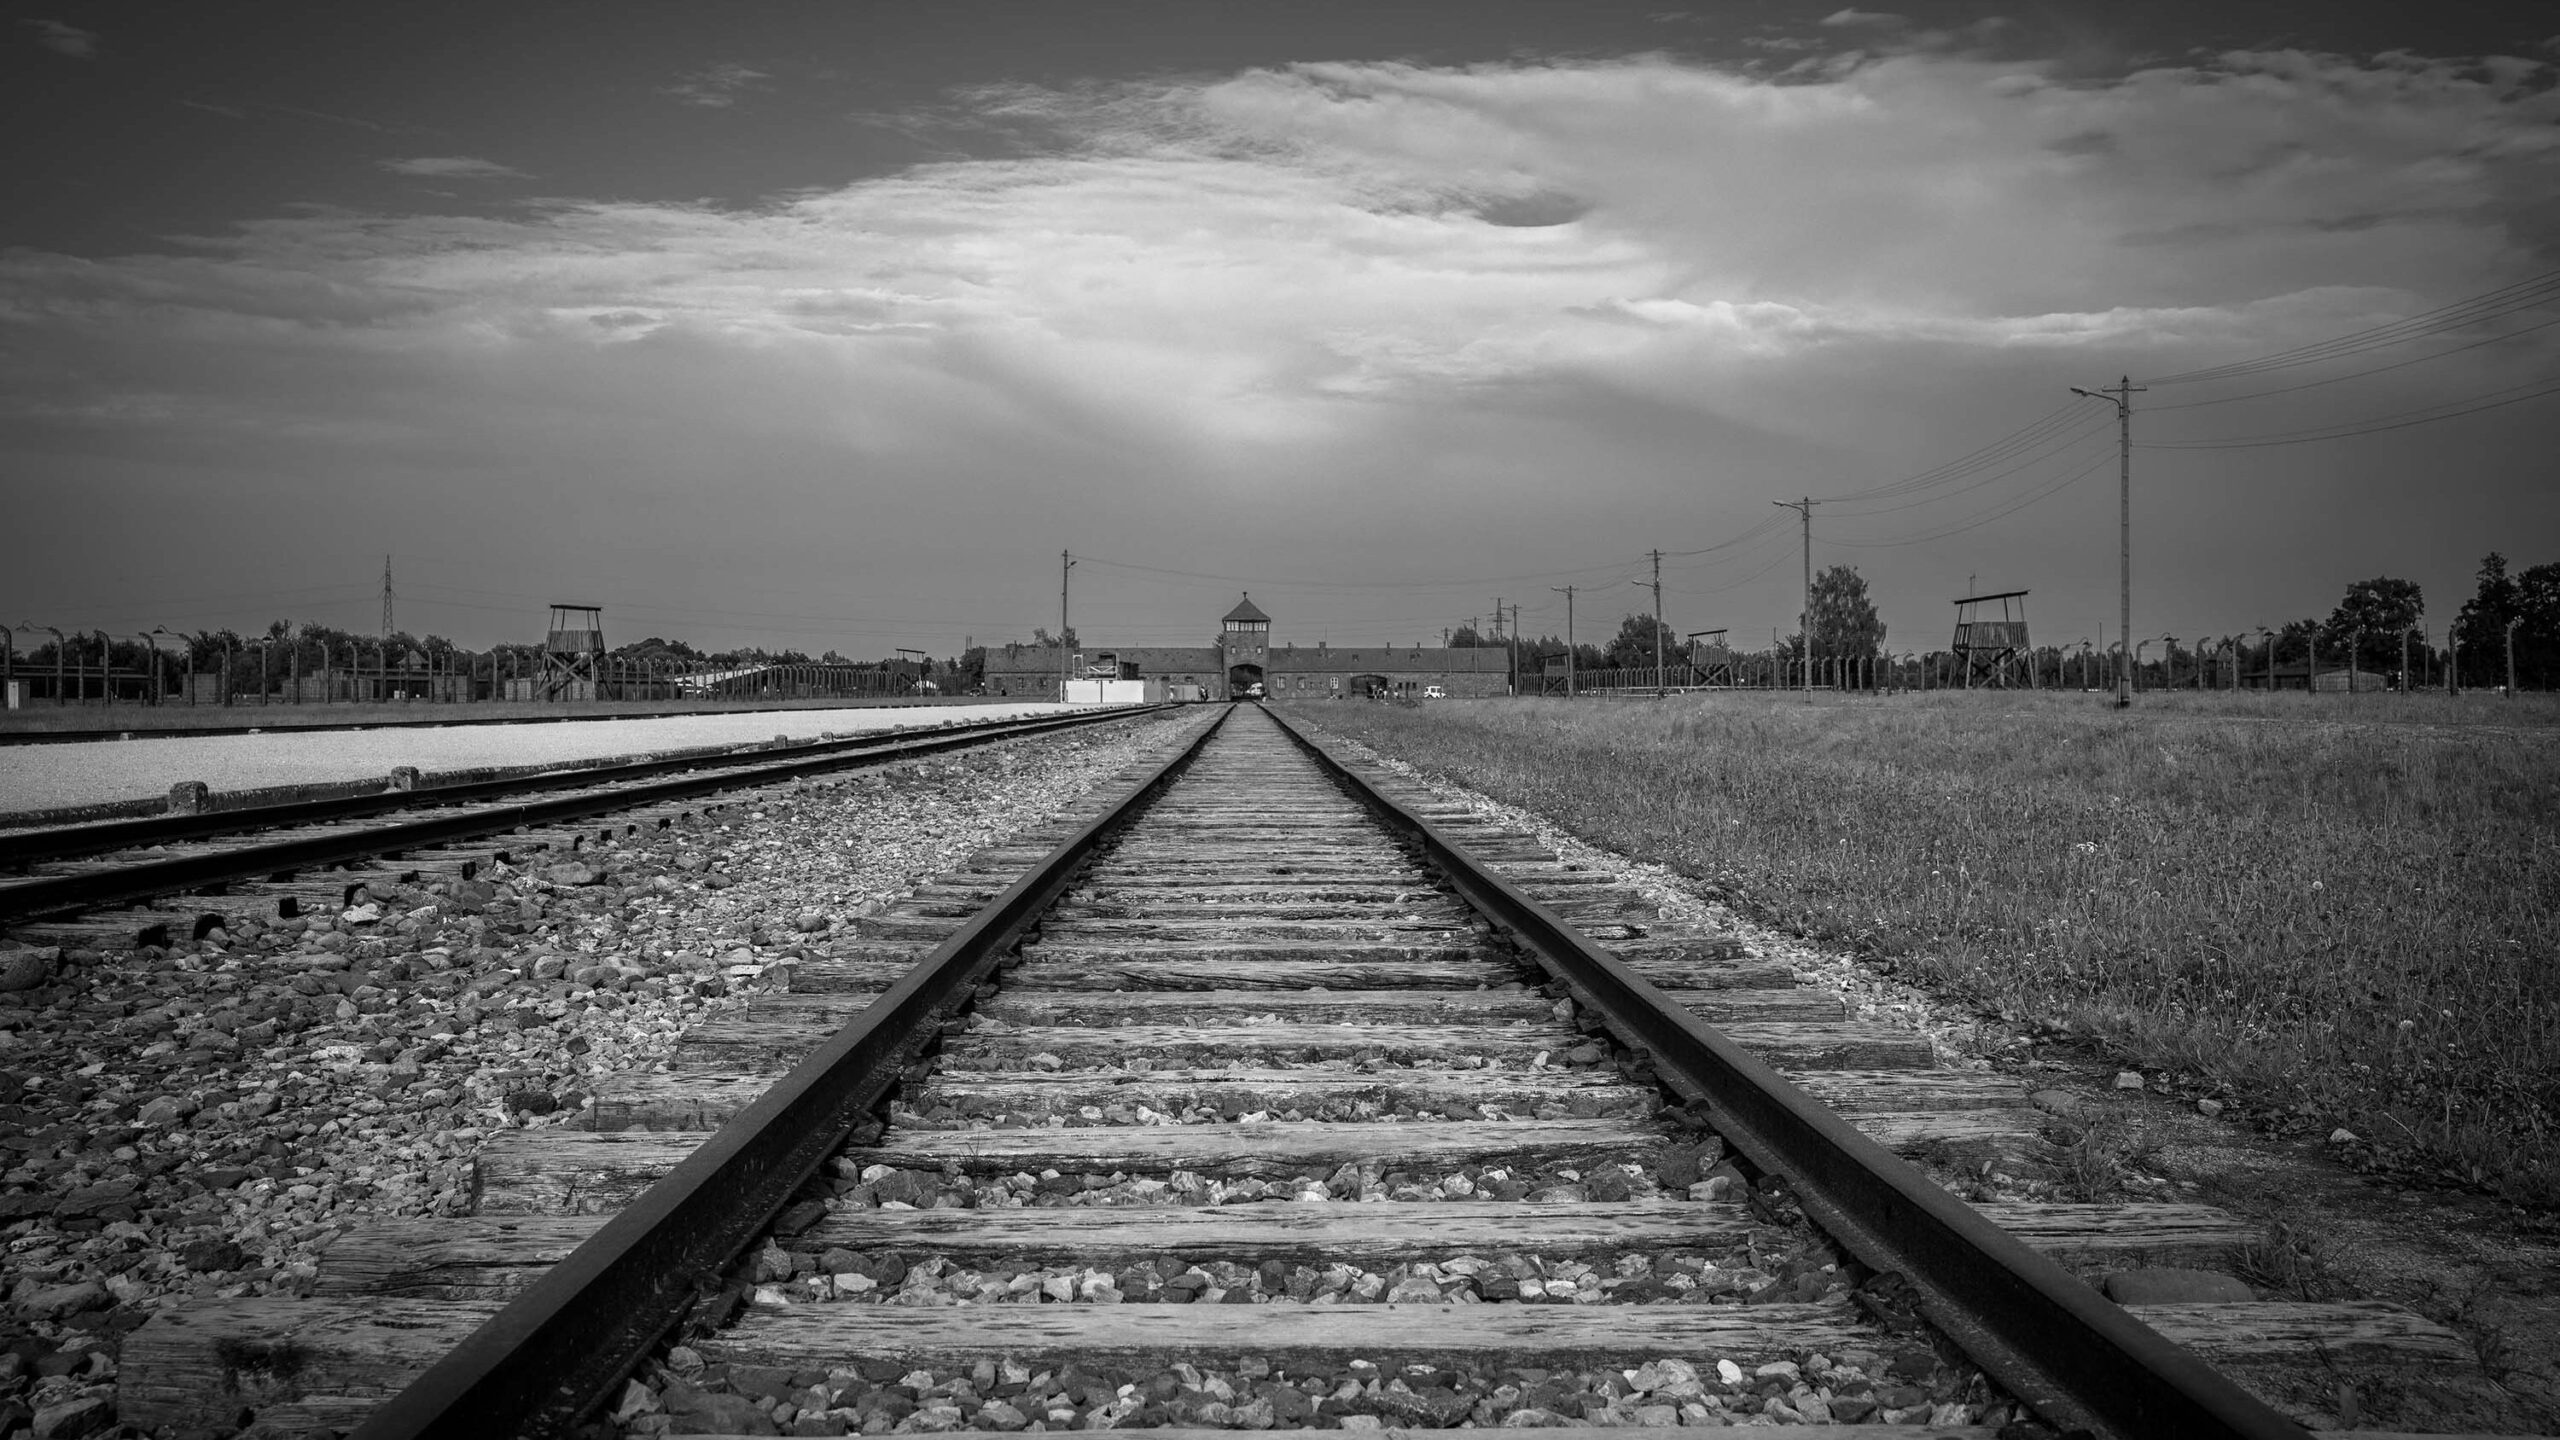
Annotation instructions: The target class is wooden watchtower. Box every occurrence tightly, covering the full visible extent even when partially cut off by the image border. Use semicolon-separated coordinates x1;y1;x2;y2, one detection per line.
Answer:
1537;651;1573;696
542;603;605;700
1951;590;2030;688
1686;629;1733;688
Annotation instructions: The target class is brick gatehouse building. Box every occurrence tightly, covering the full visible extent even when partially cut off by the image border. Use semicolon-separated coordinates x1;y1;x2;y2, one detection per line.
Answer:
981;594;1514;700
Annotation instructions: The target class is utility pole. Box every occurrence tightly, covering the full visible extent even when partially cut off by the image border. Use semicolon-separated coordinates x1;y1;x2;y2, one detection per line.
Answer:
1631;551;1665;694
1059;550;1075;700
1504;601;1520;696
380;554;395;639
1773;499;1817;701
2071;377;2144;707
1653;550;1664;695
2510;616;2524;697
1551;585;1577;698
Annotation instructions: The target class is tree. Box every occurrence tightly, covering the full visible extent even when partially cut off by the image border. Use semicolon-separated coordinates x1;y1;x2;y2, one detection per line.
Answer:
1447;624;1489;648
1514;632;1605;682
1029;625;1079;649
1601;612;1673;671
1783;565;1886;664
614;636;705;663
2457;556;2559;691
2322;575;2423;677
2454;553;2521;688
2515;562;2560;690
2266;617;2325;673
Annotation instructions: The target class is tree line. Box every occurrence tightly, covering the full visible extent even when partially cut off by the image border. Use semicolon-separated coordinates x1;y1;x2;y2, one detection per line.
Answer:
28;553;2548;698
1492;553;2555;691
6;620;975;688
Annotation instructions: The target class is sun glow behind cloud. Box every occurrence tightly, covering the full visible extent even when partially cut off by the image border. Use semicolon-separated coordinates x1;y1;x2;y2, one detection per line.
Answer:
4;45;2555;644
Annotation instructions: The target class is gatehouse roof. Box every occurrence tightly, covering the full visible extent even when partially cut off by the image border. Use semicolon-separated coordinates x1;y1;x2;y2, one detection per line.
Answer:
1221;593;1271;625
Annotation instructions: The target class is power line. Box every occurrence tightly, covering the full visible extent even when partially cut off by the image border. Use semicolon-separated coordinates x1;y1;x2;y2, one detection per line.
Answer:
1814;403;2103;506
2138;372;2560;450
1664;543;1800;596
2142;266;2560;387
406;581;1039;632
1659;524;1794;578
1823;449;2117;548
1660;515;1791;556
1825;422;2113;518
1073;552;1652;592
2144;312;2560;411
25;581;375;616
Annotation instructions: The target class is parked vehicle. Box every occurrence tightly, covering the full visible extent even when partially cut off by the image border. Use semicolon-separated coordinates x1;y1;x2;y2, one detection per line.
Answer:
1422;685;1446;699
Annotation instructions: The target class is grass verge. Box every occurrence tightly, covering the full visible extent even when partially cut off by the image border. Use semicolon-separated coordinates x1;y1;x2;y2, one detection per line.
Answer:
1301;691;2560;1205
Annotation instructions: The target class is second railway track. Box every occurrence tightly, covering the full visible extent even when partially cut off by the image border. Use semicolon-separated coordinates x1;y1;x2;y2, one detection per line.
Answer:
109;702;2514;1439
0;705;1170;943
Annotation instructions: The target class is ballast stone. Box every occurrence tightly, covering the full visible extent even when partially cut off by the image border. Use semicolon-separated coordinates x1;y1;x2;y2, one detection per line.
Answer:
0;946;56;991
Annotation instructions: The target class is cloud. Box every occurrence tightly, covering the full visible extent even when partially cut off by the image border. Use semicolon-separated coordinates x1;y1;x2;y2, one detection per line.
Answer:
378;155;531;180
14;50;2557;432
1820;8;1905;27
3;47;2555;647
22;18;97;57
663;61;769;108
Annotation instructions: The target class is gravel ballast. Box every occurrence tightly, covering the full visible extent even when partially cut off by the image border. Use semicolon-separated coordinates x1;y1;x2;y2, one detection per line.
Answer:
0;711;1192;1432
0;701;1097;814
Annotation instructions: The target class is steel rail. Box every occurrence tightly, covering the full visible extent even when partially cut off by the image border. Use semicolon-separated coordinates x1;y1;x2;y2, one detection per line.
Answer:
348;703;1232;1439
0;701;997;747
0;706;1173;926
1265;705;2310;1440
0;706;1163;869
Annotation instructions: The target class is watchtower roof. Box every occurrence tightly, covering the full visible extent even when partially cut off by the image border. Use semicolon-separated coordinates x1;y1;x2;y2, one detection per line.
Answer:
1222;593;1271;625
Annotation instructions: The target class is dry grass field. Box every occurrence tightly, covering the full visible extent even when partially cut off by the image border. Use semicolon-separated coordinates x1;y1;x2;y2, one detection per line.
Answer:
1308;690;2560;1205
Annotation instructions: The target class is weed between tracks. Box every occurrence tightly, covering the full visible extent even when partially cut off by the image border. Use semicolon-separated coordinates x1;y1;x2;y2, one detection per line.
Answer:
1304;692;2560;1205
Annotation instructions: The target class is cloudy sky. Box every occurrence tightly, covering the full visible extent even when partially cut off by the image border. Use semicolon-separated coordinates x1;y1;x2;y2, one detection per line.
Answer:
5;1;2556;661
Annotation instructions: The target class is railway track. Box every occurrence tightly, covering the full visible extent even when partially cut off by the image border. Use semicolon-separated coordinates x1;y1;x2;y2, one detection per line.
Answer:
0;703;988;749
0;705;1169;946
108;702;2512;1438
